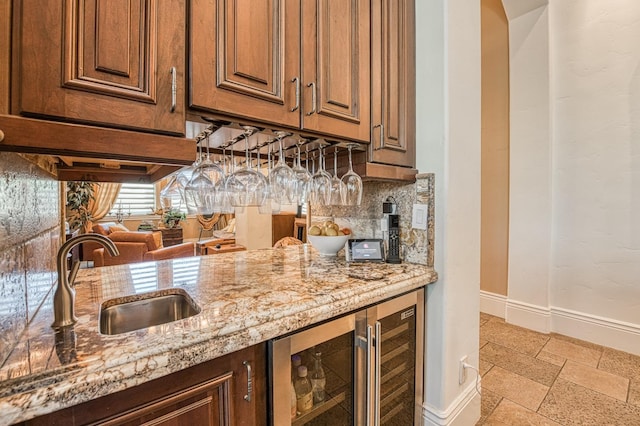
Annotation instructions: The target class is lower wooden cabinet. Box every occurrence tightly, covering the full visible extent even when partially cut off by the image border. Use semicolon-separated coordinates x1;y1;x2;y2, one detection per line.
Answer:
21;344;267;426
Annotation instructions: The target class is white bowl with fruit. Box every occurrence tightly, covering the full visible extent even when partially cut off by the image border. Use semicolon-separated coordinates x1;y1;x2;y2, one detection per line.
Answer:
307;221;352;256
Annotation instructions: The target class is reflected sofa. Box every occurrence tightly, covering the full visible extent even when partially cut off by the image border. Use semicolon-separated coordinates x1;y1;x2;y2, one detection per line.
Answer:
83;223;195;267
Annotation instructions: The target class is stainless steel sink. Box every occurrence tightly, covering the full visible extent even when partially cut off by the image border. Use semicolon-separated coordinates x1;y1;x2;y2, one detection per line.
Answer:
99;289;201;335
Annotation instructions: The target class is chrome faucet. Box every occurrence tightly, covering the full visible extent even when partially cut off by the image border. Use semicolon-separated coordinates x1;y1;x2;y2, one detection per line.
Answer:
52;233;119;328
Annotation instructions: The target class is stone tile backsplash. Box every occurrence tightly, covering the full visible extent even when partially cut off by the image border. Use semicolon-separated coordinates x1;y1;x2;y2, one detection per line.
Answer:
312;173;435;267
0;153;60;365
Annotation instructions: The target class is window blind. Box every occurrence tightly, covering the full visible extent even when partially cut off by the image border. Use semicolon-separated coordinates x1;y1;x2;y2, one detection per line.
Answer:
110;183;156;216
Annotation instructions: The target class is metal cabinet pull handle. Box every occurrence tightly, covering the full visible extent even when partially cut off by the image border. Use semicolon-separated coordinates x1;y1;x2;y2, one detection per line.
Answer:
374;322;381;426
243;360;252;402
170;67;177;113
291;77;300;112
373;124;385;150
366;324;373;426
306;82;317;115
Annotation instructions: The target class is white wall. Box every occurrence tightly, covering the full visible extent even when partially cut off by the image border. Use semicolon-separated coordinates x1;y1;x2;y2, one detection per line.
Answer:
503;0;554;332
549;0;640;346
486;0;640;355
416;0;482;424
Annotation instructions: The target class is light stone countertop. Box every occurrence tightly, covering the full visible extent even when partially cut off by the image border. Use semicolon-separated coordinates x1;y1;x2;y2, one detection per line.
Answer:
0;245;437;424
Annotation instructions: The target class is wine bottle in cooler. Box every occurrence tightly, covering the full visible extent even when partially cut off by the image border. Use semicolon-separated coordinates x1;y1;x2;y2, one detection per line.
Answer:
294;366;313;414
290;381;297;419
310;352;326;403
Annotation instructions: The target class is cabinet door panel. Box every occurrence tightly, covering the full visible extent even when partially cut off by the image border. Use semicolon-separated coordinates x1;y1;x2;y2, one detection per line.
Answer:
302;0;370;142
190;0;300;128
370;0;415;167
13;0;185;135
220;0;275;98
101;373;232;426
64;0;153;102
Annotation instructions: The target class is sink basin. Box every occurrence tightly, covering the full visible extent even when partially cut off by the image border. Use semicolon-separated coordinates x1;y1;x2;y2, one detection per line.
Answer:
99;289;201;335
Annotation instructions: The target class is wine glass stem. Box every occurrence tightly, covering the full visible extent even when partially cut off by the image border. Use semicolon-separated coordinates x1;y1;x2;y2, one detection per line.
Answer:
348;146;354;172
244;134;250;170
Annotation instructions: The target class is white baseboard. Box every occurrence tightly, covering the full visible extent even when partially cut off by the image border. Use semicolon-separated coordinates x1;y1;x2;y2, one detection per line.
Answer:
551;306;640;356
480;291;640;356
423;381;481;426
479;290;506;318
506;299;551;333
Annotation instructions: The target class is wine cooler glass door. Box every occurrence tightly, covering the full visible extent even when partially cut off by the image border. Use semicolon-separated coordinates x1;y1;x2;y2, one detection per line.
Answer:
369;289;425;426
271;312;366;426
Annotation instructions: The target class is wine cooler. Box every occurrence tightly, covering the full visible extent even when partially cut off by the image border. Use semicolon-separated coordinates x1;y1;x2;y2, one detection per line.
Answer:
270;289;424;426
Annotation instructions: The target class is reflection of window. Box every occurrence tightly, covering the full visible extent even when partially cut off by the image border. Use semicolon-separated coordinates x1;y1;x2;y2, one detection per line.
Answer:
129;263;159;293
172;257;201;287
110;183;156;216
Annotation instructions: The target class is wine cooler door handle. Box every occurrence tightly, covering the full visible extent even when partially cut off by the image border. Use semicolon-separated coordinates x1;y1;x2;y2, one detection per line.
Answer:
374;321;382;426
365;324;373;426
243;360;252;402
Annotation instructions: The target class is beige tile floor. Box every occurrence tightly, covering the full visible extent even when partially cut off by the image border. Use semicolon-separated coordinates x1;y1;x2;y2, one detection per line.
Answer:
476;313;640;425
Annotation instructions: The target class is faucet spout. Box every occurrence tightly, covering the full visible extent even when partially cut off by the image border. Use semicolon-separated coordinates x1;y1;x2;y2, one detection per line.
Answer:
52;233;119;328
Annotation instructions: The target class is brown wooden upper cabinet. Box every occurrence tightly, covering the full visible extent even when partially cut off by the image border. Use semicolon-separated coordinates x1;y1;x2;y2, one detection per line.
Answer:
369;0;416;168
189;0;371;142
11;0;186;135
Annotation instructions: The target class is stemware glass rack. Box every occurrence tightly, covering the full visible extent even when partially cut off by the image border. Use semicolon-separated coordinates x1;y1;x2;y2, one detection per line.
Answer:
176;119;368;210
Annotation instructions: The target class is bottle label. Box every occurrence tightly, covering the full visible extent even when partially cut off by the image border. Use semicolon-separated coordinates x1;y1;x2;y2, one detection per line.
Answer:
297;391;313;413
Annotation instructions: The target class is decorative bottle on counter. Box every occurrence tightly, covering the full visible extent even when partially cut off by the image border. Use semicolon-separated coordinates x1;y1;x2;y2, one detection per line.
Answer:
310;351;326;403
294;366;314;414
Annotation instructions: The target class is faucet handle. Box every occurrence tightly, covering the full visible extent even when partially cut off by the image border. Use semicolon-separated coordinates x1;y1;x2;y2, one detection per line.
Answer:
68;261;81;287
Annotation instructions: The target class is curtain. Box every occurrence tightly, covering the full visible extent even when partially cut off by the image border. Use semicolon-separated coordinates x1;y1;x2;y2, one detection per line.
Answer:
84;183;121;232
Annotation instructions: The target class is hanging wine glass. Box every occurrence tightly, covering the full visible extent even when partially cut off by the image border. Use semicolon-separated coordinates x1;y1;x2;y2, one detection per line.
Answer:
311;144;332;206
329;148;347;206
176;139;202;190
182;136;206;214
257;143;277;214
199;131;225;188
340;143;363;206
184;132;224;215
226;127;269;207
266;141;282;213
213;145;234;214
292;141;312;205
160;173;183;211
268;131;297;204
199;132;226;213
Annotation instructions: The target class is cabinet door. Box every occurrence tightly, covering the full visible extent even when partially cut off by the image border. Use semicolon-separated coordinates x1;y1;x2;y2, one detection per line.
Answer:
99;373;234;425
12;0;186;135
190;0;300;128
370;0;415;167
301;0;371;142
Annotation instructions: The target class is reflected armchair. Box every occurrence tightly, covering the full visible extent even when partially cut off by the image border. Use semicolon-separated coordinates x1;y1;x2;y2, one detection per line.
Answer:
92;231;195;267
